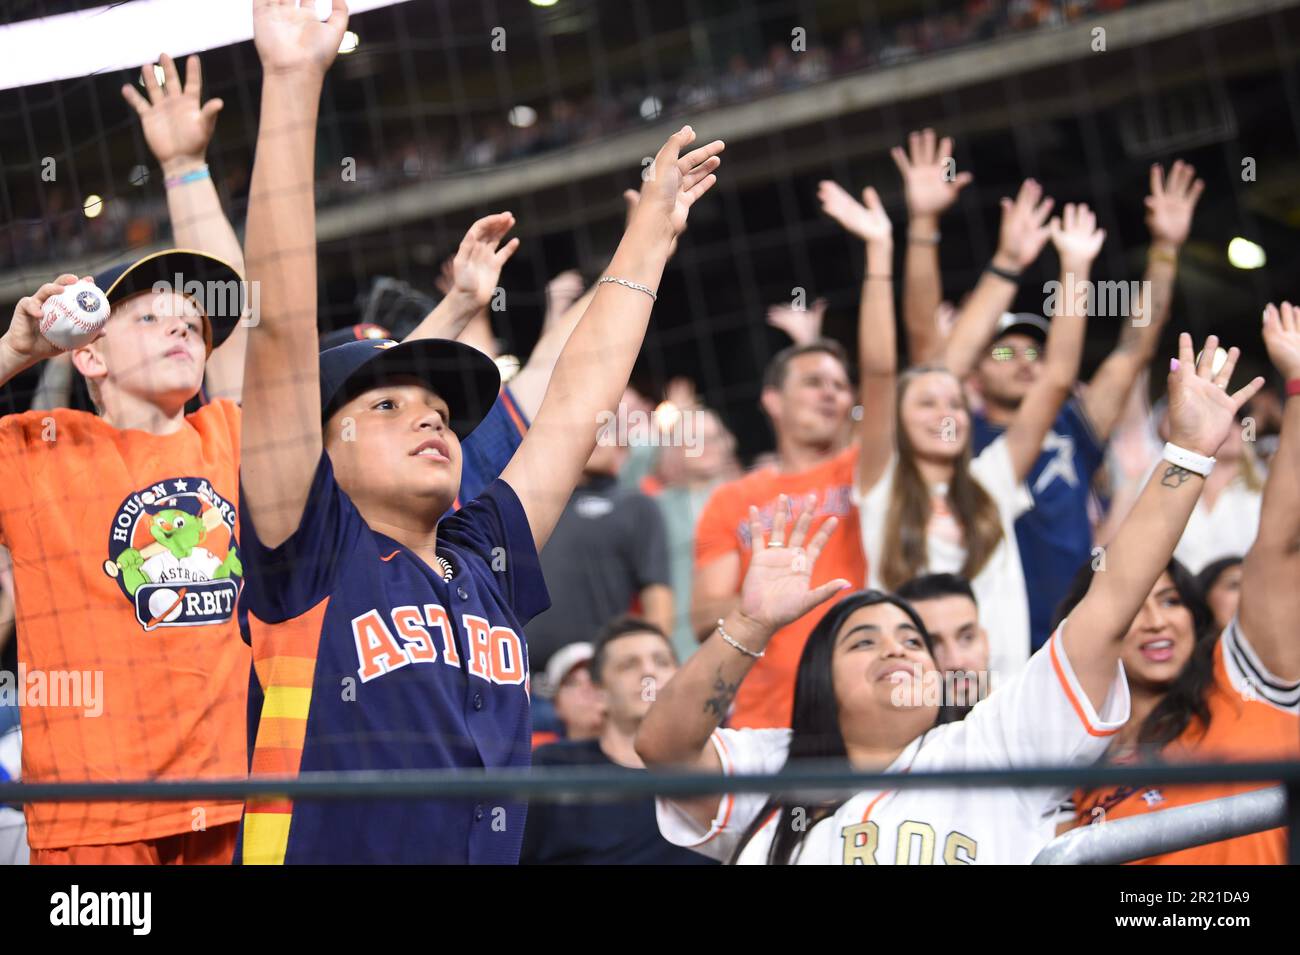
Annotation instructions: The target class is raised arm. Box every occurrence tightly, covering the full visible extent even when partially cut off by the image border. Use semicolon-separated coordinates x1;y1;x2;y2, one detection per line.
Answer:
239;0;348;550
891;128;972;365
507;271;594;422
403;212;519;345
1065;335;1262;708
123;53;249;401
1002;203;1104;482
1082;161;1203;440
1239;303;1300;680
942;179;1054;378
637;500;849;827
499;127;723;550
817;180;896;493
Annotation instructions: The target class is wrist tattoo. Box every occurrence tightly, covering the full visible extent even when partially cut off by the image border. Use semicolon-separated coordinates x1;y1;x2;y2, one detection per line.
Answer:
703;666;742;719
1160;464;1194;488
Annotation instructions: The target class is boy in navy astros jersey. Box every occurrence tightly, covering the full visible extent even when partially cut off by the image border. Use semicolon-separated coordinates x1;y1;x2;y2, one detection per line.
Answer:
235;0;722;864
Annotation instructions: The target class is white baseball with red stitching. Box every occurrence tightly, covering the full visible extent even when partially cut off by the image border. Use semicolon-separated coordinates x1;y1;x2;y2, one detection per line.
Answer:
39;280;110;350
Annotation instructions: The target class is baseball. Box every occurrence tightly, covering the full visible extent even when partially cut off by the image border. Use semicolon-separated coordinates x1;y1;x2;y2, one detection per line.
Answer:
40;280;110;350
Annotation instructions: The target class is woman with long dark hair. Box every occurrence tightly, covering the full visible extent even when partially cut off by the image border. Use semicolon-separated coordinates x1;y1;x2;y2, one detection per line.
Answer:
817;179;1102;683
637;333;1263;864
1052;306;1300;863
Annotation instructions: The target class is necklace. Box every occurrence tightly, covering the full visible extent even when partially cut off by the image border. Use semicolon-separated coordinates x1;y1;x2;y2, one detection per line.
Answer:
435;555;454;582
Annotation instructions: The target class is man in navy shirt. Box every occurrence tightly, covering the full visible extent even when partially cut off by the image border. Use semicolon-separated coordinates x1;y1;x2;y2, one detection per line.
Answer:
522;617;716;865
235;1;723;864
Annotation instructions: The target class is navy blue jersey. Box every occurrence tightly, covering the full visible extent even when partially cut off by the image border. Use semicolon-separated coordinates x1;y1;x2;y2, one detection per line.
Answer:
971;398;1104;652
235;453;549;864
455;386;528;508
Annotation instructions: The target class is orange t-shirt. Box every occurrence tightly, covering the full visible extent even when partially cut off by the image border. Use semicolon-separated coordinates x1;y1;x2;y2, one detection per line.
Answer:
694;446;865;728
0;401;249;849
1073;620;1300;864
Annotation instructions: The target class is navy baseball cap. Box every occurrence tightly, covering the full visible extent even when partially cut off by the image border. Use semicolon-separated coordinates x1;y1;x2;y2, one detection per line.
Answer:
318;338;500;440
319;322;391;352
990;312;1050;346
93;248;245;352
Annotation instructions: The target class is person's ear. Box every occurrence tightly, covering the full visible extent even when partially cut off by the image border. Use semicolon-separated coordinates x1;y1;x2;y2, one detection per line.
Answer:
759;386;782;422
70;341;107;383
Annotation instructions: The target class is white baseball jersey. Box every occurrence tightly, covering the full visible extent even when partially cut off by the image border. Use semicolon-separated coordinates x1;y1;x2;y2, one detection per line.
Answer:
656;623;1130;864
141;546;222;584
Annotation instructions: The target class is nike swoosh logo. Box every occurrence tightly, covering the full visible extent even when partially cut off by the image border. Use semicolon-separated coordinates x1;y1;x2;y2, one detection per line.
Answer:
380;550;400;562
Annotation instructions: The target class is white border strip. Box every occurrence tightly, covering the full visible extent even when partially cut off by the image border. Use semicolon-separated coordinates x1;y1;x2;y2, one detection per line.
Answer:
0;0;411;92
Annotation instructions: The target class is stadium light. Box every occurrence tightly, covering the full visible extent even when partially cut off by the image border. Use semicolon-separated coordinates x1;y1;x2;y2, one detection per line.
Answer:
83;195;104;219
507;105;538;128
640;96;662;120
1227;237;1265;270
339;31;360;55
0;0;413;91
530;0;560;7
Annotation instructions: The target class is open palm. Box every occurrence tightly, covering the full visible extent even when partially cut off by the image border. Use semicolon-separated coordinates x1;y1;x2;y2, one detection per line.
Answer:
1262;302;1300;380
737;495;851;631
1165;333;1264;458
451;212;520;309
253;0;349;76
890;128;972;218
637;126;725;238
122;54;221;168
818;181;892;243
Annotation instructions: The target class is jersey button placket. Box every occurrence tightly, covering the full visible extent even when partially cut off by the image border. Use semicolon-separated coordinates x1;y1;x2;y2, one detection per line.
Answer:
472;691;483;711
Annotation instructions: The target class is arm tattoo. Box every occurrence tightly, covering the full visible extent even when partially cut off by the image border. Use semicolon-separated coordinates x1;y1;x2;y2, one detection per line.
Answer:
1160;464;1194;488
703;666;742;719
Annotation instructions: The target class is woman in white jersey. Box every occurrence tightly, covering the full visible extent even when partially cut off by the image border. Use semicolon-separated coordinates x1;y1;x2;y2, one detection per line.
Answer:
636;334;1261;864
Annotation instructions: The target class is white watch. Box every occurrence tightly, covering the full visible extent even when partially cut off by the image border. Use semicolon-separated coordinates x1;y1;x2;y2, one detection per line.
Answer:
1162;442;1215;478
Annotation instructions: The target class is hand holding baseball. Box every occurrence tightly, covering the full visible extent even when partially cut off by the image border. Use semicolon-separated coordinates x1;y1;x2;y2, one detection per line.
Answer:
1;275;96;368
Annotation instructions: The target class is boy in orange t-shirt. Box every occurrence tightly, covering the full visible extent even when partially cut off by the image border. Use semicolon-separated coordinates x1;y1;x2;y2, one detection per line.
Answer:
0;251;250;864
693;341;865;728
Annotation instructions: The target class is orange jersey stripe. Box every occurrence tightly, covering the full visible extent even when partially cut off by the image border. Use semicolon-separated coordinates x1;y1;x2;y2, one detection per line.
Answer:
1049;633;1120;738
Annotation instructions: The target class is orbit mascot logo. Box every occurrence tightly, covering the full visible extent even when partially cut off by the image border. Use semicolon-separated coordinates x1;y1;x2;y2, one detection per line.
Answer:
103;478;242;631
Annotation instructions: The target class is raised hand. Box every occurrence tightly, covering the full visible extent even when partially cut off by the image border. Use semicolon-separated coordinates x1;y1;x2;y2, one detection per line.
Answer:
1145;160;1204;249
1262;302;1300;380
1166;333;1264;458
993;178;1054;273
633;125;724;239
447;212;520;311
121;54;222;174
544;269;585;323
1048;202;1106;273
0;274;90;366
252;0;349;77
736;495;851;633
890;128;972;219
766;297;827;346
817;181;893;245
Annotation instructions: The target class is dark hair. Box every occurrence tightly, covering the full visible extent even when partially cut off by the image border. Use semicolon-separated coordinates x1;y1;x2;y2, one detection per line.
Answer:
881;365;1004;589
729;590;956;865
896;573;978;609
1196;555;1243;597
589;616;674;685
1051;558;1216;751
761;339;851;392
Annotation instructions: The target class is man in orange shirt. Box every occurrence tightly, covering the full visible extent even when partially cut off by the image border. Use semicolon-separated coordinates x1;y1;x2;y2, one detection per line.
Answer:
692;339;864;728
